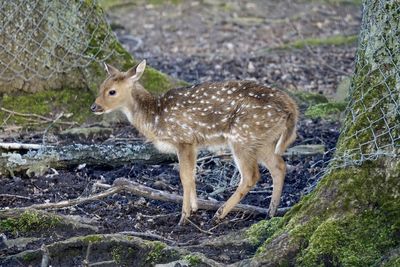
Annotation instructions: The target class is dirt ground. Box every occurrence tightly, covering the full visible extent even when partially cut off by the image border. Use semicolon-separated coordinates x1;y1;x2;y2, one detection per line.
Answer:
0;0;361;265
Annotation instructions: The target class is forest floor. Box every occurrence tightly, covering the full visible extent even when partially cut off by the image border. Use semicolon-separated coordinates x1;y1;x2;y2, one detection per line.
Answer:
0;0;361;265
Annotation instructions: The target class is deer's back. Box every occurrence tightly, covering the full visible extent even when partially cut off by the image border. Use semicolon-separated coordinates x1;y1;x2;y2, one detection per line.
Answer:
155;81;297;147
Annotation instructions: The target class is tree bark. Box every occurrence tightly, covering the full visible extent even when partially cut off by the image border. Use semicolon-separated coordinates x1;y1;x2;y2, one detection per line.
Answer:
0;1;178;94
243;1;400;266
0;1;182;127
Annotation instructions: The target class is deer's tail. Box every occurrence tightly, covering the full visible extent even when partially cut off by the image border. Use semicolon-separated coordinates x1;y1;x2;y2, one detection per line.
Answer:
274;109;298;155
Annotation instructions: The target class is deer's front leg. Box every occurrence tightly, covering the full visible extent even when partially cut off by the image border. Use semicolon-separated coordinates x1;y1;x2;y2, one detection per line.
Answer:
177;143;197;225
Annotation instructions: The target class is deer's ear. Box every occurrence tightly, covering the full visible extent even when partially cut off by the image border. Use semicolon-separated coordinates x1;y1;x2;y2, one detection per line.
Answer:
104;63;119;76
126;60;146;82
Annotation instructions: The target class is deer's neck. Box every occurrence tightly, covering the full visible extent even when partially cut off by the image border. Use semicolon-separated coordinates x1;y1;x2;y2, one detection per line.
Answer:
122;86;159;140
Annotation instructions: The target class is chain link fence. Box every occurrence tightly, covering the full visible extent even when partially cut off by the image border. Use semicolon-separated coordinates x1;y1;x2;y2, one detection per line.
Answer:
327;0;400;171
0;0;398;173
0;0;116;91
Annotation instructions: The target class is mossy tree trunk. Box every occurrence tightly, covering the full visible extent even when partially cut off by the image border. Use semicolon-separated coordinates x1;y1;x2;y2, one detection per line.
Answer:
0;0;181;126
243;1;400;266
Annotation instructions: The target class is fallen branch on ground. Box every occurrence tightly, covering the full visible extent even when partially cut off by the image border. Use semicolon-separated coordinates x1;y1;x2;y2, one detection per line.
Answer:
1;107;76;126
0;142;47;150
22;177;288;217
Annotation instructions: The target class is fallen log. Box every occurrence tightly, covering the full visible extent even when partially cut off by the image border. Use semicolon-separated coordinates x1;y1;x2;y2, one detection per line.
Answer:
0;140;325;177
0;142;176;176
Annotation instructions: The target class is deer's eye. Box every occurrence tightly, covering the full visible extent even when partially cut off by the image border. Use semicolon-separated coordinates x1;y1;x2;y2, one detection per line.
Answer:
109;90;116;96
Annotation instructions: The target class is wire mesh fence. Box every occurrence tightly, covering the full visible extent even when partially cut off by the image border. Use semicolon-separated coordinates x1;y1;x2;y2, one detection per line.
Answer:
0;0;116;91
327;0;400;171
0;0;398;174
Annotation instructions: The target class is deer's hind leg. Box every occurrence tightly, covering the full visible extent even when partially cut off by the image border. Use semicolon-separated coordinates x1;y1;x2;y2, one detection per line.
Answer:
177;143;198;225
214;142;260;221
258;146;286;217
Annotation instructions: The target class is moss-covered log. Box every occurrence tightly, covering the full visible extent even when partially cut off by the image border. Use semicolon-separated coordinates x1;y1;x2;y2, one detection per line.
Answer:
0;142;176;177
0;1;183;126
238;1;400;266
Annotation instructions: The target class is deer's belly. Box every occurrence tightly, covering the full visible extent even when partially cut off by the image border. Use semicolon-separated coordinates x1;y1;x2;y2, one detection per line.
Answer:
153;140;177;154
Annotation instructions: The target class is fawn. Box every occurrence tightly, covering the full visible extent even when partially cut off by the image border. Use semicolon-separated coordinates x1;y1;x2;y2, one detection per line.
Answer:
91;60;299;225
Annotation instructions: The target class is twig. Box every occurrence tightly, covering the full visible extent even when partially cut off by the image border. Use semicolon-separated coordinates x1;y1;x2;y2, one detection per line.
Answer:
0;193;31;200
1;107;76;126
185;218;214;235
89;261;116;267
23;186;123;210
119;231;178;245
82;242;92;267
0;142;46;150
40;244;50;267
197;153;232;162
140;212;180;219
42;112;64;145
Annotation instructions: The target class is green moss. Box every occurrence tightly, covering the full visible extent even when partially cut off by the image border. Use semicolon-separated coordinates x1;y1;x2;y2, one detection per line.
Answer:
0;88;94;127
297;211;398;266
279;35;357;50
22;251;40;262
305;102;346;119
111;246;123;264
302;0;362;5
288;162;398;266
96;0;127;10
293;91;329;106
141;67;175;94
254;160;400;266
182;254;202;266
81;235;103;243
148;0;183;5
145;241;167;264
0;210;61;234
384;255;400;267
246;217;283;246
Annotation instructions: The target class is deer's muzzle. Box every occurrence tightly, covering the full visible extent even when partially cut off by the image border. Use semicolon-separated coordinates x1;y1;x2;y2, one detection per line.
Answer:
90;103;104;114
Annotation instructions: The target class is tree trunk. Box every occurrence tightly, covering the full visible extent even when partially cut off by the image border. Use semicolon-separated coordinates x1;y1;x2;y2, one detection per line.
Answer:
0;1;182;126
243;1;400;266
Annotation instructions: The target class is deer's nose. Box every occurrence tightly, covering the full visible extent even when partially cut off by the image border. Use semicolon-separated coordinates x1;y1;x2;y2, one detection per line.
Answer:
91;103;102;113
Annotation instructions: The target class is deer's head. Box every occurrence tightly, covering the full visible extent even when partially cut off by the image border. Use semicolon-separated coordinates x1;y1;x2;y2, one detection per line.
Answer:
91;60;146;114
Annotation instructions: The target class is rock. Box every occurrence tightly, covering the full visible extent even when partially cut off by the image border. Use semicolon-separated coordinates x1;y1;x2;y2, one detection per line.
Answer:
334;76;352;102
285;144;325;156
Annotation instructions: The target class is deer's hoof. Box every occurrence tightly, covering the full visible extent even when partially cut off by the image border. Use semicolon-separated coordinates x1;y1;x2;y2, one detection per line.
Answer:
178;213;189;226
211;208;225;225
